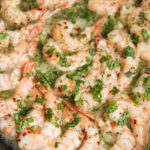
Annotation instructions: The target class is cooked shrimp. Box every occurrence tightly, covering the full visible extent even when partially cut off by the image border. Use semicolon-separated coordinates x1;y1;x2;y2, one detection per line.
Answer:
0;0;73;26
0;68;21;91
108;29;139;91
107;95;150;147
53;20;92;52
50;103;100;150
18;86;62;150
88;0;126;16
0;37;38;72
132;71;150;103
0;61;35;117
0;115;17;138
98;119;136;150
43;39;91;71
137;37;150;61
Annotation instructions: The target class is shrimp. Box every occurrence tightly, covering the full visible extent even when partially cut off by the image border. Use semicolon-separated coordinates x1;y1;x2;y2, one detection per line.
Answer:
137;37;150;61
53;17;106;53
0;61;35;117
0;37;38;72
0;0;73;26
18;87;62;150
0;68;21;91
43;39;91;71
46;102;100;150
0;115;17;138
132;71;150;103
97;118;136;150
107;95;150;147
53;20;92;53
88;0;126;16
108;29;139;91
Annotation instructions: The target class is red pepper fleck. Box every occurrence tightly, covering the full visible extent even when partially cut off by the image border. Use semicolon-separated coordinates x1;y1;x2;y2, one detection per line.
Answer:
23;133;27;137
58;87;62;92
17;139;21;142
134;120;137;124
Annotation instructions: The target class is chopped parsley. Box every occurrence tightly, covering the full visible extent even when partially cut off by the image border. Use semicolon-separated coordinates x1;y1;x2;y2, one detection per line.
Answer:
100;55;120;70
144;76;150;100
35;69;62;88
29;20;37;24
60;85;67;92
19;0;39;11
101;16;116;37
141;29;149;41
58;102;63;110
65;113;81;129
135;0;143;6
136;12;147;26
0;90;14;99
0;32;9;40
72;81;82;101
14;100;33;133
36;98;46;104
45;108;54;121
131;33;139;46
105;101;118;115
57;53;71;67
78;34;86;40
14;113;34;133
111;86;119;95
132;92;141;104
25;72;31;79
91;80;103;104
88;48;97;56
118;109;129;125
46;46;55;55
122;46;135;58
67;57;92;80
125;71;132;78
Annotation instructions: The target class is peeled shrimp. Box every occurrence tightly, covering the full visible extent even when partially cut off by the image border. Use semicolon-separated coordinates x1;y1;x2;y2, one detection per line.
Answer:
107;95;150;147
137;37;150;61
108;29;139;91
43;39;91;71
0;61;35;117
0;115;17;138
0;0;73;26
0;68;21;91
53;20;92;52
18;87;62;150
88;0;126;16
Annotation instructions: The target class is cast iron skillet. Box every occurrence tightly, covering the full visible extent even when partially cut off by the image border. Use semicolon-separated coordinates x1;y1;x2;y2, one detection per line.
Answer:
0;138;13;150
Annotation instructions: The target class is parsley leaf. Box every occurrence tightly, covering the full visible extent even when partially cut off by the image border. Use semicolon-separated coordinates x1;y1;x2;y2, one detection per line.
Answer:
36;98;46;104
61;85;67;92
111;86;119;95
88;48;97;56
144;76;150;100
102;16;116;37
100;55;120;70
118;109;129;125
91;80;103;104
0;32;9;40
106;101;118;115
35;69;62;88
67;57;93;80
122;46;135;58
141;29;149;41
132;92;140;104
45;108;54;121
136;12;147;25
65;113;81;129
125;71;132;78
